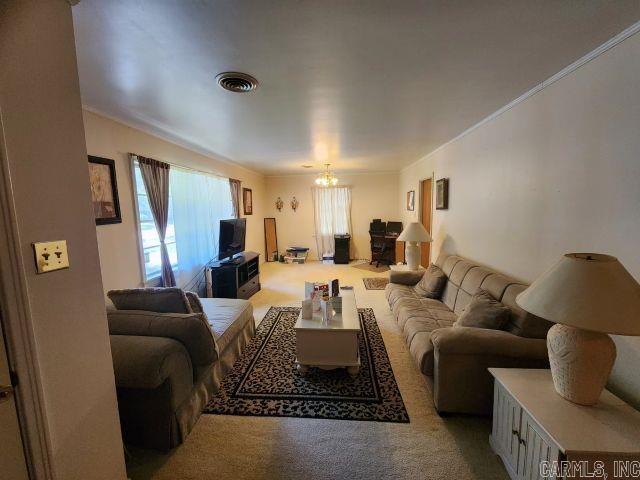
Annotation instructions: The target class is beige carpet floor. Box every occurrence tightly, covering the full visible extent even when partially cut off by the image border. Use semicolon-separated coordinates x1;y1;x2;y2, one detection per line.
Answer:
127;261;508;480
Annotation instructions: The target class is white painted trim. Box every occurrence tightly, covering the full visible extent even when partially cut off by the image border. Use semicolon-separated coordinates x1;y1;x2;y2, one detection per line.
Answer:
265;170;399;178
0;108;56;479
82;106;266;179
403;21;640;172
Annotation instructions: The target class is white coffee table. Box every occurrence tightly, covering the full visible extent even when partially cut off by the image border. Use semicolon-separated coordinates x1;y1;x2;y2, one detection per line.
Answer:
294;289;361;376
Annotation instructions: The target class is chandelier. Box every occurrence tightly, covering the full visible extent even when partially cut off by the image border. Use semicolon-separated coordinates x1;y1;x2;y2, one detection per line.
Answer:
314;163;338;187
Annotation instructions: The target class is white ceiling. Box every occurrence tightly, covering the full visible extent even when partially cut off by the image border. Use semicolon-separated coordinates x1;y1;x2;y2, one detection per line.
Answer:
72;1;640;175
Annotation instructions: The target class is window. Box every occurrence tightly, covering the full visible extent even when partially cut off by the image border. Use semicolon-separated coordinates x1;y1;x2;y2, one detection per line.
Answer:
311;186;352;259
132;159;234;287
133;162;178;282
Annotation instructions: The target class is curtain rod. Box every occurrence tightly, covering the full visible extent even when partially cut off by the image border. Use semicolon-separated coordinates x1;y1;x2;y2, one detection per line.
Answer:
129;153;236;181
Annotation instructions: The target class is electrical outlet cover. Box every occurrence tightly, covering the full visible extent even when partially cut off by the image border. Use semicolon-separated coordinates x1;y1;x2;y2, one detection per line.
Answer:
33;240;69;273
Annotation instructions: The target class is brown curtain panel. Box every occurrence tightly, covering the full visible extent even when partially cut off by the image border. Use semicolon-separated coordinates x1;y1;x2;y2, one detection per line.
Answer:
229;178;242;218
136;154;176;287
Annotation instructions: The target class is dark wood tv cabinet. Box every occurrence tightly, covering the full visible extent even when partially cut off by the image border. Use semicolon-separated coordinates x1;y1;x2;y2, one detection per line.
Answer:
206;252;260;299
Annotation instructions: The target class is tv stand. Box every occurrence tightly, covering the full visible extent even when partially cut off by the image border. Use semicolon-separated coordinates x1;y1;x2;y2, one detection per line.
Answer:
220;256;243;266
206;251;260;299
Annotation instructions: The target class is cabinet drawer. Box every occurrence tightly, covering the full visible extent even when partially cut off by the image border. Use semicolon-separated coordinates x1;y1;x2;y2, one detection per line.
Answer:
238;275;260;299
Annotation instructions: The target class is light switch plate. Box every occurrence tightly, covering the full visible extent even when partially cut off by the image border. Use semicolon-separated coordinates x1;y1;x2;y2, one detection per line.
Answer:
32;240;69;274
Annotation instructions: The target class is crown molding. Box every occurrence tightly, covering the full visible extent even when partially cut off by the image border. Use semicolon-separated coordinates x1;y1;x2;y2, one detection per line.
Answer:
81;105;266;178
403;20;640;172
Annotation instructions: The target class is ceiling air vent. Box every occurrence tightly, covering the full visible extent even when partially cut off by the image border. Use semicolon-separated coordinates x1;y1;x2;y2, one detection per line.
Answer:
215;72;259;93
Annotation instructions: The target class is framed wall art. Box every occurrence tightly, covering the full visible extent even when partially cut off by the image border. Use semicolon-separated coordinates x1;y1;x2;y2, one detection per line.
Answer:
436;178;449;210
88;155;122;225
243;187;253;215
406;190;415;211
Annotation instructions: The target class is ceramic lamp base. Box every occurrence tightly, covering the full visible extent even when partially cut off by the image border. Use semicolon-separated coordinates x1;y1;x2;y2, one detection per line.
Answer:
547;324;616;406
405;241;421;271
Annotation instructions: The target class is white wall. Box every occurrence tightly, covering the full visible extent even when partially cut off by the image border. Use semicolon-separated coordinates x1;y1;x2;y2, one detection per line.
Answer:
399;31;640;407
265;173;399;260
0;2;126;478
83;110;267;292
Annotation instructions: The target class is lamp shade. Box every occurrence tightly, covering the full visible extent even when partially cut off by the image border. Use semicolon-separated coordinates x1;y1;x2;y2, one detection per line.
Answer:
516;253;640;336
397;222;433;243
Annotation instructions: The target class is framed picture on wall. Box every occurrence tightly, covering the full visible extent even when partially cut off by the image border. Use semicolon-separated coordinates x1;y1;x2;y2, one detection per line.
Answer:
406;190;415;211
243;187;253;215
436;178;449;210
88;155;122;225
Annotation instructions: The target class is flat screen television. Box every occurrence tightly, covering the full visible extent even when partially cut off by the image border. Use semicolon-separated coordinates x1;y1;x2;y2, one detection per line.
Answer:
218;218;246;262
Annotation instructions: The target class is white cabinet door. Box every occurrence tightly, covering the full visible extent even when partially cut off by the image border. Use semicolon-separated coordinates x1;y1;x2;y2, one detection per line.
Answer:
517;410;561;480
492;381;522;474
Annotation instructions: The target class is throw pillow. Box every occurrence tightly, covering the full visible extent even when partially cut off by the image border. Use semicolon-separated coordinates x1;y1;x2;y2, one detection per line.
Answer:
413;264;447;299
107;287;193;314
185;291;204;313
454;289;511;330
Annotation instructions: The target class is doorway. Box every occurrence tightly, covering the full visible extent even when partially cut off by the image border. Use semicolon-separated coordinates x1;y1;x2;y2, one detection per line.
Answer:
420;178;433;267
0;308;29;480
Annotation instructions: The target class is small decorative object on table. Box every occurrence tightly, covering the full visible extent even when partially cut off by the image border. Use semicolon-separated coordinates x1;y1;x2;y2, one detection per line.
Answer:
301;299;313;319
329;296;342;313
330;279;340;296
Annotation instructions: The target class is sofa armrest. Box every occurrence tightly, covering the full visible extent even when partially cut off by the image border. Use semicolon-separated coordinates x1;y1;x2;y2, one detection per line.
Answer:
430;326;548;359
428;327;549;415
389;270;425;286
108;310;218;366
110;335;193;389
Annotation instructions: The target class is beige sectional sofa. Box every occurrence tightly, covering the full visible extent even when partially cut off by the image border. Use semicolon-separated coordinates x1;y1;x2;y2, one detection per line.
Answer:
386;253;552;415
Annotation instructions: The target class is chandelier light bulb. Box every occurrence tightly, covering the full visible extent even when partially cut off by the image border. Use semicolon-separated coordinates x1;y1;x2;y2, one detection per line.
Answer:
314;163;338;187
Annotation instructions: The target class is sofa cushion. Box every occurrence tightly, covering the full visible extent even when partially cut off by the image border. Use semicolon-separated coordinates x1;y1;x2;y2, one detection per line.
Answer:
454;266;493;314
454;289;511;330
185;291;204;313
385;283;419;308
413;264;447;298
202;298;254;353
108;288;192;314
108;310;218;366
409;331;436;376
501;284;554;338
396;298;456;331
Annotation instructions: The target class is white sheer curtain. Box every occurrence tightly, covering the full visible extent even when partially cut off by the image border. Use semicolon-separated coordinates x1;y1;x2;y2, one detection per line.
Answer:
312;186;352;259
170;167;234;288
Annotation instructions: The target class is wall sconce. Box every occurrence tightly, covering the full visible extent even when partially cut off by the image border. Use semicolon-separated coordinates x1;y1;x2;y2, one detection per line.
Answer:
291;196;299;212
275;197;284;212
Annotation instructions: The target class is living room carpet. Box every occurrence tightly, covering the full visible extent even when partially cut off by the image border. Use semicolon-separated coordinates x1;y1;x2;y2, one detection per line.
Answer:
352;262;390;273
205;306;409;423
363;277;389;290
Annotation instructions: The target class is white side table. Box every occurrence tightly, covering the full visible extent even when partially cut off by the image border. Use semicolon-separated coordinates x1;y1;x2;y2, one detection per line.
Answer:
489;368;640;480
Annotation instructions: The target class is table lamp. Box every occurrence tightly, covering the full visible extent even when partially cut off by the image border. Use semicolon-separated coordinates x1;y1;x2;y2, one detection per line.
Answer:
397;222;432;271
516;253;640;405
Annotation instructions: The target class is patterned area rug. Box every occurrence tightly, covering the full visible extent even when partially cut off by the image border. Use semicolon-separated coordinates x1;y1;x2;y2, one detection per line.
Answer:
205;307;409;423
363;277;390;290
